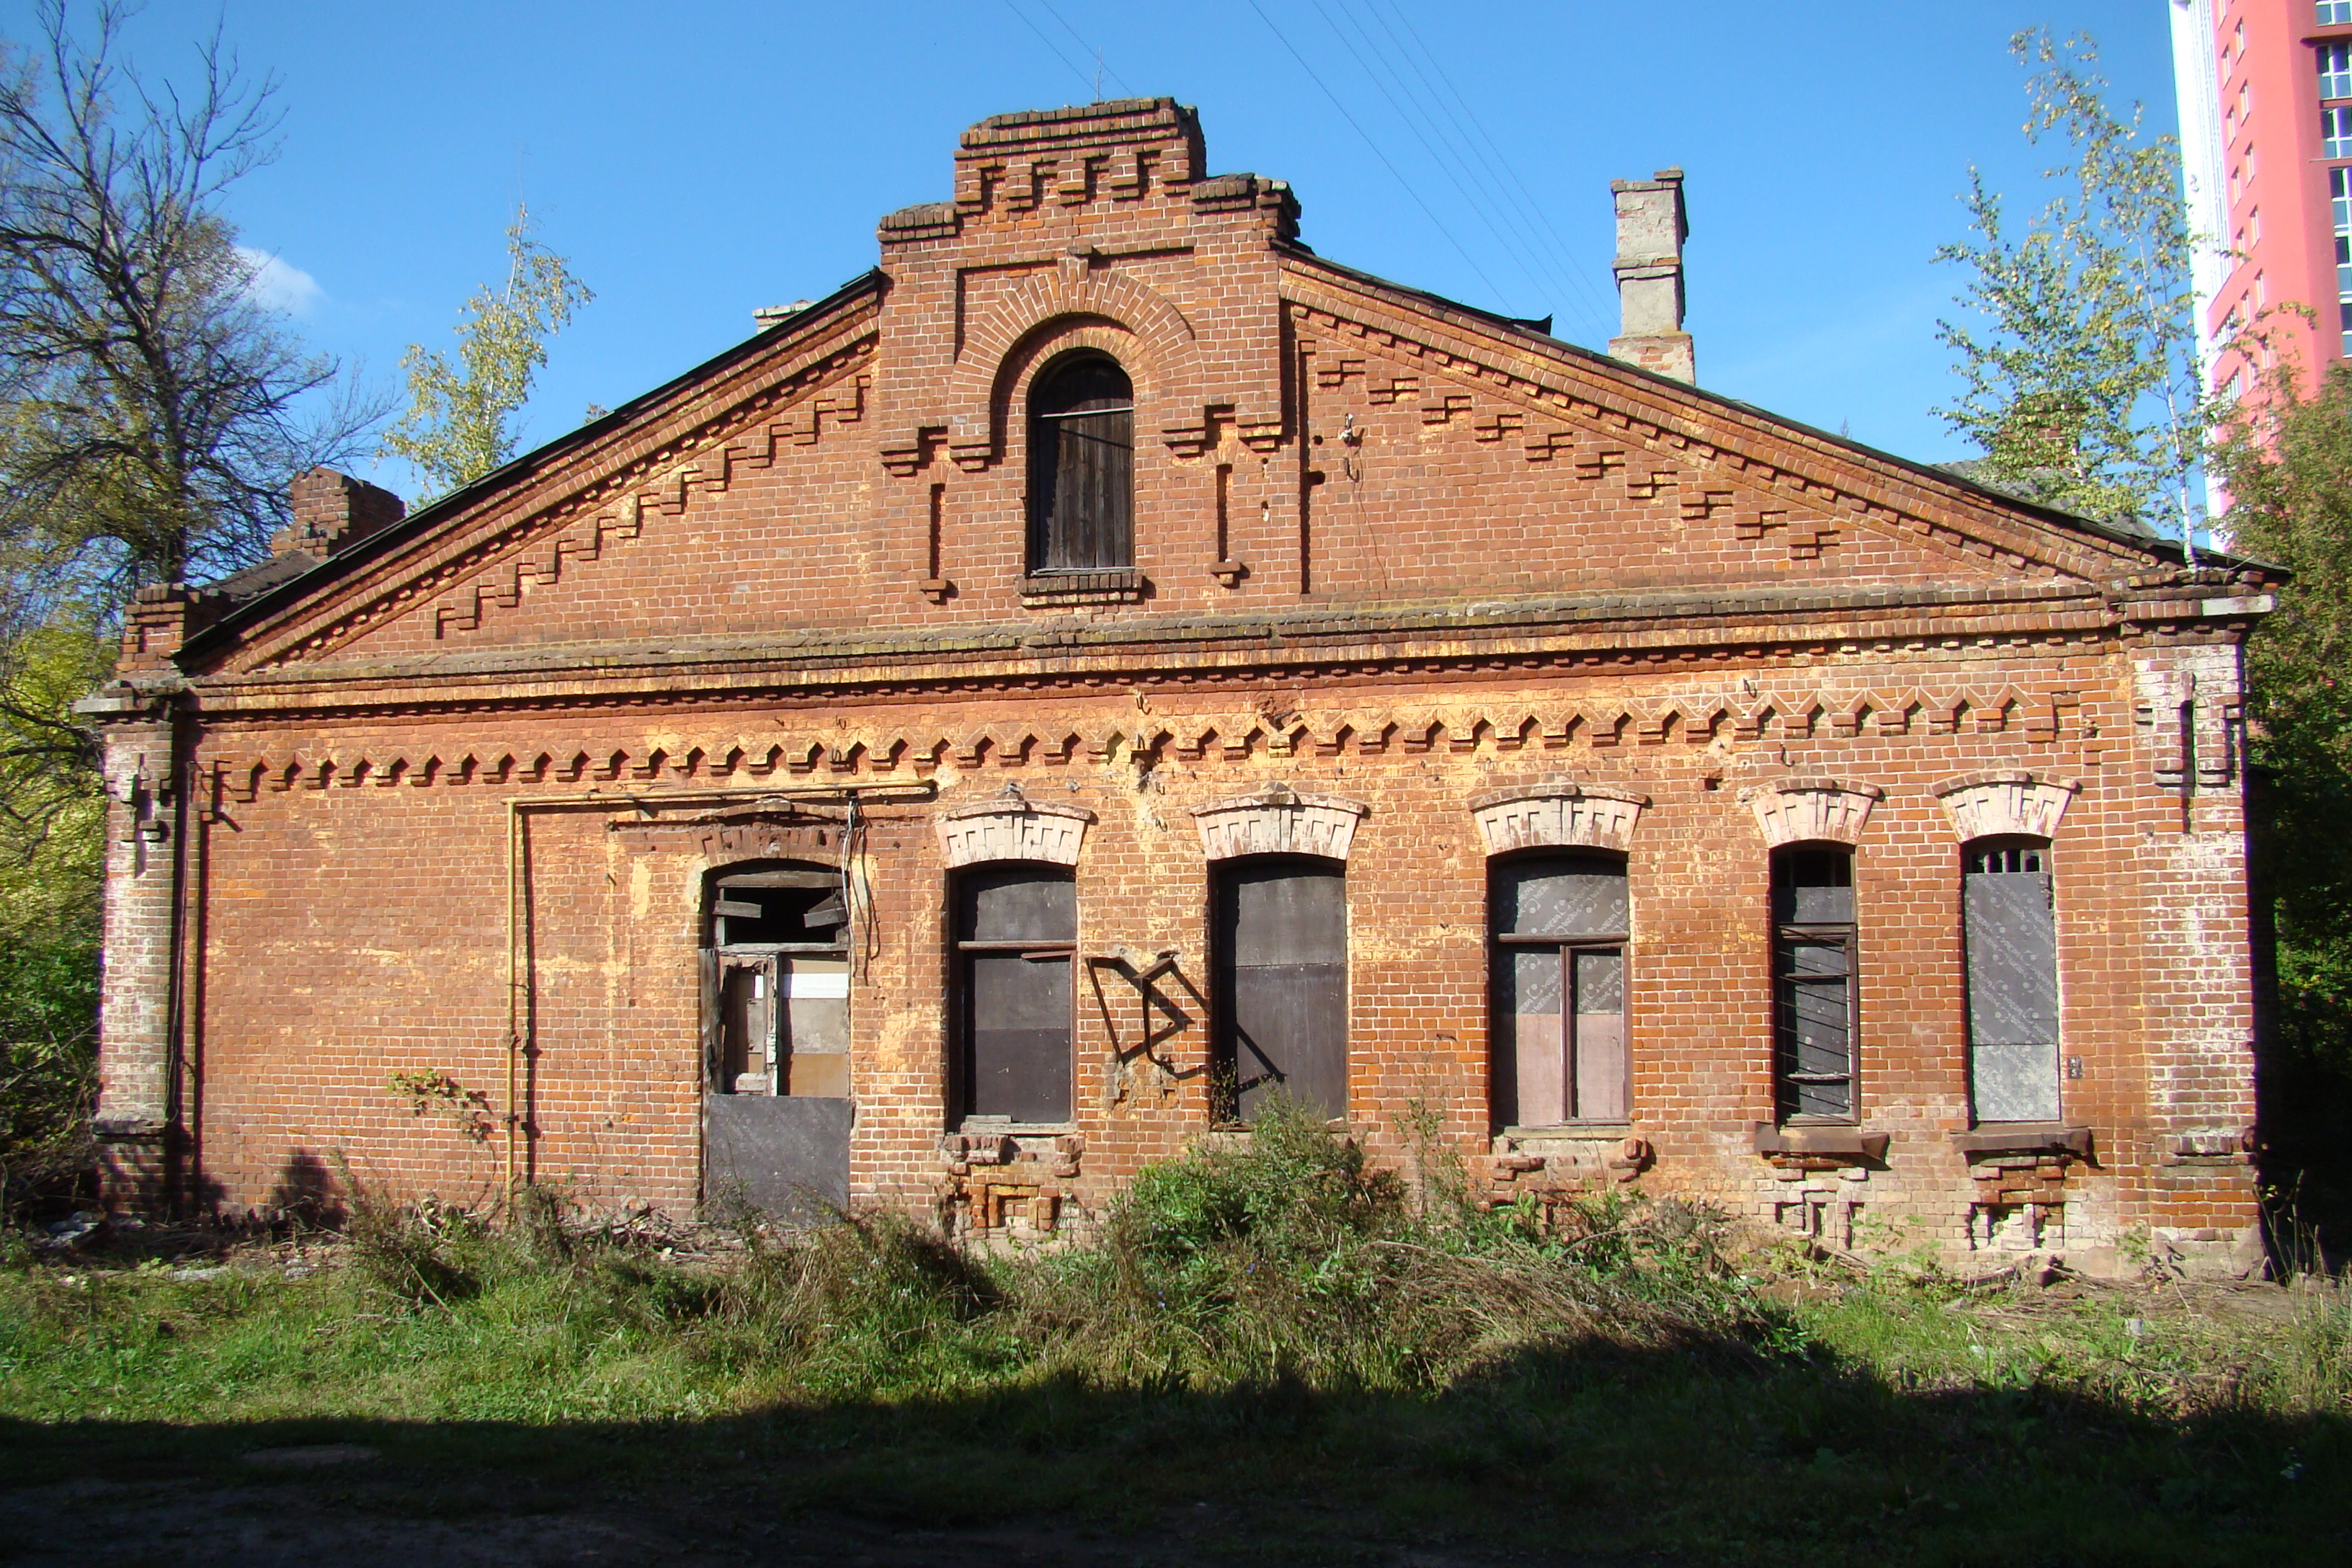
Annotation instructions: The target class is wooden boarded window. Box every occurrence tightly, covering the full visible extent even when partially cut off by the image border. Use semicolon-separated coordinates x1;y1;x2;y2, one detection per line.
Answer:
1964;837;2060;1122
953;865;1077;1124
704;865;850;1099
1490;853;1629;1127
1027;354;1134;573
1213;857;1347;1122
1772;845;1856;1122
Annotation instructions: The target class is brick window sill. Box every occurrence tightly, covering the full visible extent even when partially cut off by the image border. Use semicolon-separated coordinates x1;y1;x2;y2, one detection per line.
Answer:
1951;1123;2093;1161
1752;1123;1889;1163
1020;569;1144;606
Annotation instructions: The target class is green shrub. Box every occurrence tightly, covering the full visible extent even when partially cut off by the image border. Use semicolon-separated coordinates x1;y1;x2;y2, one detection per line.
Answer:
342;1188;490;1310
0;923;98;1154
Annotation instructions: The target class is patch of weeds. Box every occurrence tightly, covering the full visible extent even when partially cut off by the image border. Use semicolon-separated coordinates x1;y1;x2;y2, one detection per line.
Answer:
342;1185;486;1311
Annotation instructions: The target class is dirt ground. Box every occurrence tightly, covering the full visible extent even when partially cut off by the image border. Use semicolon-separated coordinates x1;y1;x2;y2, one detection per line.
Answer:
2;1221;2335;1567
0;1466;1552;1567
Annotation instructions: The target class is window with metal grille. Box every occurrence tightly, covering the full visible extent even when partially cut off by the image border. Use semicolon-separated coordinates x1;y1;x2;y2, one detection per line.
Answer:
952;865;1077;1125
1964;838;2062;1123
1490;853;1629;1128
2325;41;2352;101
1213;857;1348;1122
1771;845;1856;1123
1026;353;1133;574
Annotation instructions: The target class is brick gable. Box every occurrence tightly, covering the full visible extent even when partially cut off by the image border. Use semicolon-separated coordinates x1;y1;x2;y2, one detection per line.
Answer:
85;100;2276;1280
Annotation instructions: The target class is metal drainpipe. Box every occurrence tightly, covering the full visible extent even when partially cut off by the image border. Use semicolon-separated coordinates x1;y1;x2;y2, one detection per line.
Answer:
498;780;932;1203
504;798;522;1204
164;739;195;1206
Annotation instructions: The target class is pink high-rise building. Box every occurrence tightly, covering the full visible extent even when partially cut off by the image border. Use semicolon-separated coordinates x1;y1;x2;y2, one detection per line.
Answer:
2173;0;2352;397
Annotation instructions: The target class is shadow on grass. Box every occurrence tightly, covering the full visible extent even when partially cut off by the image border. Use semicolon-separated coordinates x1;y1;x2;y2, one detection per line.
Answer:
2;1336;2347;1567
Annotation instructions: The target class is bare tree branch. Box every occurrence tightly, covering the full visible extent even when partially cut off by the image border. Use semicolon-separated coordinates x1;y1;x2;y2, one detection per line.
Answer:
0;0;384;594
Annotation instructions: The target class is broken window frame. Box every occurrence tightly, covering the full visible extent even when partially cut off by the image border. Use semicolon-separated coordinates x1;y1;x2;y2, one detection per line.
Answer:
1488;850;1631;1130
1962;834;2062;1125
701;863;852;1100
950;862;1079;1128
1025;352;1135;574
1770;842;1858;1125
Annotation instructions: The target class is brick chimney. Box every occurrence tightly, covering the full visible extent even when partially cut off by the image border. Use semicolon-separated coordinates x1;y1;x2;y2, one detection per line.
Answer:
1608;169;1693;384
271;467;404;558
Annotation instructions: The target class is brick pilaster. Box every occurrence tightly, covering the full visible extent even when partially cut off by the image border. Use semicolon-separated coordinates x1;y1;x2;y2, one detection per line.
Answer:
89;710;182;1208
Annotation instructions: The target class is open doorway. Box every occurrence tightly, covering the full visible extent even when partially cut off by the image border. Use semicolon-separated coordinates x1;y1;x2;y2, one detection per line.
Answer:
701;863;851;1221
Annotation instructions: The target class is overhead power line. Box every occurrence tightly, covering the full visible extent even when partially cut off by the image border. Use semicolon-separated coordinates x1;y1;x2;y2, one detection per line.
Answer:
1034;0;1133;99
1304;0;1593;334
1003;0;1097;98
1242;0;1517;312
1360;0;1618;339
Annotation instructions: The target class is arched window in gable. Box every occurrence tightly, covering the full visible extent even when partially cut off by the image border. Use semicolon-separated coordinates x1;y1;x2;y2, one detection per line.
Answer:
1026;352;1133;573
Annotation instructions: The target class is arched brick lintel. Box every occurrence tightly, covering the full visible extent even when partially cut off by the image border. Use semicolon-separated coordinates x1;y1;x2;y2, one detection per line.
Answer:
1469;781;1652;855
935;797;1097;868
1932;770;2080;842
1190;787;1368;862
946;269;1201;464
1740;777;1885;848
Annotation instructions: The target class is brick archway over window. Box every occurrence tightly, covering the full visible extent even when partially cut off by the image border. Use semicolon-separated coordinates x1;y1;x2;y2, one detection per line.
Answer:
943;267;1201;471
1190;785;1368;862
1740;778;1885;847
1469;780;1652;855
1931;771;2080;841
936;793;1097;868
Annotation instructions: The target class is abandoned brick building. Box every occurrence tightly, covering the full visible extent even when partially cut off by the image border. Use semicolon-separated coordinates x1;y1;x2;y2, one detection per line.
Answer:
81;100;2278;1273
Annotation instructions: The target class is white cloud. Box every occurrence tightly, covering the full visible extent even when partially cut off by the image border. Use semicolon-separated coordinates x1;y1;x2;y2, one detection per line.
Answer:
235;246;324;316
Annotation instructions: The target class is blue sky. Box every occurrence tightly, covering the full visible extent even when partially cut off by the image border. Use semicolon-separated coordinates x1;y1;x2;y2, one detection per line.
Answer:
13;1;2180;502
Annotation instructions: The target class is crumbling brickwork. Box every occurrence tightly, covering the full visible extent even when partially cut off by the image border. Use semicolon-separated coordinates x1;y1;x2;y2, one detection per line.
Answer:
79;101;2276;1275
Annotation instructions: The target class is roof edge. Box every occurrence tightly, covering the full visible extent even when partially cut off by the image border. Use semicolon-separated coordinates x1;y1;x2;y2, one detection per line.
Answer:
181;268;889;665
1276;246;2261;574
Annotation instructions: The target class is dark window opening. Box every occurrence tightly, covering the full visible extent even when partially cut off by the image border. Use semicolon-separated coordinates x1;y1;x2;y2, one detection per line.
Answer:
1964;836;2061;1123
953;865;1077;1126
703;864;850;1099
1213;856;1348;1123
1027;353;1134;574
1772;845;1856;1123
1490;852;1629;1128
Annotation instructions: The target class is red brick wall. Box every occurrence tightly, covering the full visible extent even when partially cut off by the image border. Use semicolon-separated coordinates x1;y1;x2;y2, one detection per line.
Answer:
172;639;2257;1263
93;100;2265;1273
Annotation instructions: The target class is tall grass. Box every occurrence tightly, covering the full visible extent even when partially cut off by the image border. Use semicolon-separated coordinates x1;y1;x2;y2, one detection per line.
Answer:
7;1100;2348;1434
288;1097;1765;1409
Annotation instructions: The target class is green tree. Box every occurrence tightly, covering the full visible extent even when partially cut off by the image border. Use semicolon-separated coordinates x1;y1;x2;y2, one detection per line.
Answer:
1935;30;2209;543
0;3;375;1175
2209;360;2352;1221
0;605;104;1176
380;205;591;499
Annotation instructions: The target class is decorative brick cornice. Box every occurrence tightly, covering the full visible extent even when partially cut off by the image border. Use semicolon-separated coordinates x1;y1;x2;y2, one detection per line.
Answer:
1189;785;1368;861
219;318;879;674
1280;262;2166;587
186;576;2137;725
1932;771;2080;841
1469;780;1651;855
193;679;2101;801
1740;777;1884;847
936;788;1095;867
